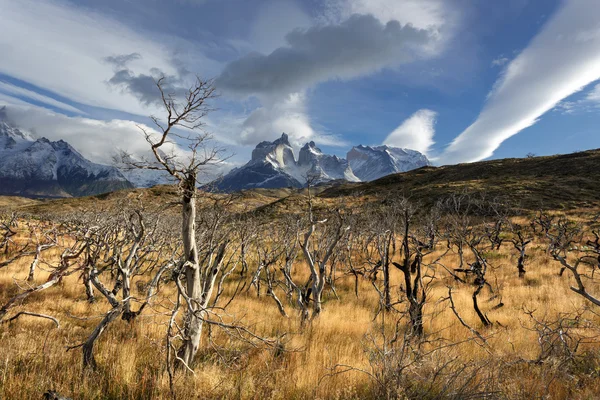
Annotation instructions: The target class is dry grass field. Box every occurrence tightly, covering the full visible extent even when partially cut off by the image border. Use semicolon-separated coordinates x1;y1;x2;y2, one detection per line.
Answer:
1;199;600;399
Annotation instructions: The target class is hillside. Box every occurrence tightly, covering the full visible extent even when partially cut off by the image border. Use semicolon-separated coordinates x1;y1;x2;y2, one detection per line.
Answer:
4;149;599;216
319;149;600;210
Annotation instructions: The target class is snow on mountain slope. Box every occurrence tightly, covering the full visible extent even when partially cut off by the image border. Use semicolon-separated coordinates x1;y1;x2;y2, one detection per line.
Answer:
0;107;133;197
347;145;430;182
212;134;431;192
212;133;303;192
297;141;359;183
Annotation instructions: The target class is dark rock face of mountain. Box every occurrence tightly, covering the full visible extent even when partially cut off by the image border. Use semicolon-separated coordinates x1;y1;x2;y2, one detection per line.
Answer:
297;141;359;184
212;133;431;192
212;133;303;192
0;109;133;198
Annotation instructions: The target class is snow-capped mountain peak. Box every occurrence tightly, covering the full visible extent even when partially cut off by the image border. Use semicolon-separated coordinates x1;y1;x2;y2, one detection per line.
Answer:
0;108;133;197
347;145;430;182
297;141;359;183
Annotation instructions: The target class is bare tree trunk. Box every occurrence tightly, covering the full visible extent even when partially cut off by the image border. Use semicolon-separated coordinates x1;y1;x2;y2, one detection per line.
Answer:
458;242;464;269
84;265;95;303
176;177;202;370
517;248;526;278
27;246;41;282
121;271;133;320
473;283;491;327
312;264;326;318
82;304;124;369
382;236;392;312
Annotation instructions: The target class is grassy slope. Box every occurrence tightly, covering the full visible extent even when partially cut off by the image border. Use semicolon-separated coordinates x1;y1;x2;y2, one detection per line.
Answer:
0;196;41;209
4;148;599;216
321;149;600;210
1;216;600;399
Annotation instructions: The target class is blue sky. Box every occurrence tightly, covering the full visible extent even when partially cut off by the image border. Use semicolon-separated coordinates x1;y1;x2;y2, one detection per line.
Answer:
1;0;599;172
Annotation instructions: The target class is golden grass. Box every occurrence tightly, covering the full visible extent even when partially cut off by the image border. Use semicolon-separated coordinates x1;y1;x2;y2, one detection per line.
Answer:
1;217;600;399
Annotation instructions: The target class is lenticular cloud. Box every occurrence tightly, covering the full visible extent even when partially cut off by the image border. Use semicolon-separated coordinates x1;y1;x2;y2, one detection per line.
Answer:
439;0;600;165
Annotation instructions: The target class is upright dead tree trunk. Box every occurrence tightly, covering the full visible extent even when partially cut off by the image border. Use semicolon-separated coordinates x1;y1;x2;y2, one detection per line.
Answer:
299;184;347;319
379;230;394;312
117;76;223;370
548;217;600;307
509;224;533;278
26;222;57;282
391;199;429;336
365;204;398;313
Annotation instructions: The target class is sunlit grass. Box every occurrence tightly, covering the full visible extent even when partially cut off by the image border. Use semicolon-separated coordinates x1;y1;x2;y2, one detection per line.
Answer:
1;210;600;399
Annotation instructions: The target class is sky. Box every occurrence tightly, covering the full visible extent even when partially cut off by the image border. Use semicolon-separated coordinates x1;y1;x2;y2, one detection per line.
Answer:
1;0;600;174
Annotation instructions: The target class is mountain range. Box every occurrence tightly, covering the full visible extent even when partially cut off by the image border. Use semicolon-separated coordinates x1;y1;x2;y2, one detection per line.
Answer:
212;133;430;192
0;109;430;197
0;108;132;198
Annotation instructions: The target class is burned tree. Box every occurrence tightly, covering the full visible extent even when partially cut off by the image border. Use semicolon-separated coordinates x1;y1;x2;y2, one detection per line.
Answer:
24;220;57;282
439;194;501;327
548;217;600;307
0;224;86;322
299;185;349;319
391;198;432;336
364;203;398;313
509;223;533;278
118;76;226;369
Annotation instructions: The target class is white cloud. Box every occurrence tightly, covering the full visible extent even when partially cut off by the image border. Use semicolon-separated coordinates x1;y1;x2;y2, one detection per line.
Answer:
250;0;312;55
215;0;459;155
323;0;454;33
555;82;600;114
0;104;179;166
587;83;600;102
0;81;85;114
239;93;314;145
439;0;600;165
491;56;510;67
383;109;437;155
217;14;434;98
0;0;218;116
233;92;347;149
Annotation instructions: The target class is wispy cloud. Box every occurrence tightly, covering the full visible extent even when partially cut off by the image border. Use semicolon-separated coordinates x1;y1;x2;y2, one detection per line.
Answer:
383;109;437;155
555;82;600;114
491;56;510;67
0;81;85;114
440;0;600;165
0;0;218;116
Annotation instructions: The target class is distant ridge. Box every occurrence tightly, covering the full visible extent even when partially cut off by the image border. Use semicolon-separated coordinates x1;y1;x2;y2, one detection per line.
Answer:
0;107;133;198
211;133;430;192
319;148;600;210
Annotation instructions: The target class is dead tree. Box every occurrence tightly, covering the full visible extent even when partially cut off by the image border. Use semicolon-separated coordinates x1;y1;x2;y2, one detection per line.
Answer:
585;224;600;275
117;76;226;369
274;216;311;321
25;220;57;281
484;219;504;251
246;224;289;317
390;198;430;336
66;207;173;368
0;231;86;322
171;196;234;368
0;212;18;255
439;194;501;327
344;223;368;299
548;217;600;307
0;213;37;271
509;223;533;278
365;204;397;312
299;184;348;319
